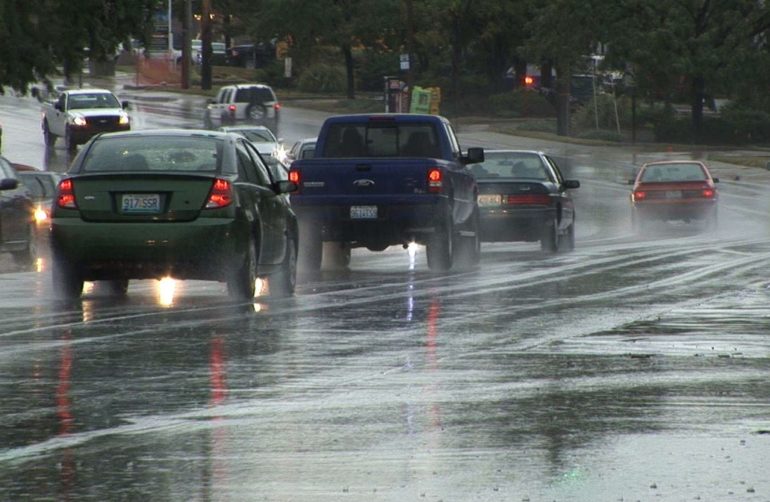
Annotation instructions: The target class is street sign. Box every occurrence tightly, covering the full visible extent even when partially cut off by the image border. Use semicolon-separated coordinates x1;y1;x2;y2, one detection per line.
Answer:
400;54;410;71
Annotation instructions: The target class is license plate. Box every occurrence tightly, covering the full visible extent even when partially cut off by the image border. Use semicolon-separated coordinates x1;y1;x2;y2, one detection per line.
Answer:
350;205;377;219
121;194;160;213
665;191;681;199
478;194;502;207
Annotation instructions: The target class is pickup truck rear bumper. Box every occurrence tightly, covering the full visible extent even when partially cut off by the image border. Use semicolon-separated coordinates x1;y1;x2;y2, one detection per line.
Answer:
292;196;450;248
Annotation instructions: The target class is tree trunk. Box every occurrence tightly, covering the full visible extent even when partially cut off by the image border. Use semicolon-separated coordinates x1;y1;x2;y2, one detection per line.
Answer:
691;75;706;142
343;44;355;99
200;0;212;91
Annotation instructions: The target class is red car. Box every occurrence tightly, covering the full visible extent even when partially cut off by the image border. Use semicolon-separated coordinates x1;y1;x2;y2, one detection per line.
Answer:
630;160;719;230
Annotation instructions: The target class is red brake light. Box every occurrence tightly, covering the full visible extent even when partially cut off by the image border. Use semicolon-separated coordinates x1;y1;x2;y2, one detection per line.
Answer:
228;104;236;115
702;188;715;198
504;194;551;205
274;102;281;111
427;167;443;193
288;169;300;184
524;75;534;87
632;190;646;201
57;179;77;209
205;178;233;208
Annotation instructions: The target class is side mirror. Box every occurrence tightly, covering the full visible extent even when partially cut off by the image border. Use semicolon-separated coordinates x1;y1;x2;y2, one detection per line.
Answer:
0;178;19;191
122;101;130;109
627;179;635;185
463;147;484;165
712;177;720;183
563;179;580;189
54;102;63;112
274;179;298;194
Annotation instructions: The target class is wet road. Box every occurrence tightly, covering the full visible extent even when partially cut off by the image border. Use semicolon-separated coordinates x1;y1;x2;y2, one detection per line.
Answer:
1;85;770;501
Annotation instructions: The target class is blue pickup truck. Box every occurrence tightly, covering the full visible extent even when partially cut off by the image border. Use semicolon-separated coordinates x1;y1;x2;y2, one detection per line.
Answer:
288;113;484;271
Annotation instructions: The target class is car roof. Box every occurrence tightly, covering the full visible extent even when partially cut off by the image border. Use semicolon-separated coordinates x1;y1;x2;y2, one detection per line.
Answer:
95;128;231;140
219;125;272;132
481;149;547;156
65;88;114;95
642;160;707;167
10;163;42;172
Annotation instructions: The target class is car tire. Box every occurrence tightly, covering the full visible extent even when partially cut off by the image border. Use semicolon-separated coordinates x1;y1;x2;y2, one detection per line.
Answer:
227;238;258;300
246;103;267;122
324;241;351;269
270;236;297;298
298;221;322;273
564;220;576;252
64;127;77;153
43;120;57;148
52;256;84;300
426;210;454;272
540;219;560;253
453;209;480;269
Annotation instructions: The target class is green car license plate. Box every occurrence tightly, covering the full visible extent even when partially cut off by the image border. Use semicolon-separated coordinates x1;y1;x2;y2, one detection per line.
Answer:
122;193;161;213
350;205;377;219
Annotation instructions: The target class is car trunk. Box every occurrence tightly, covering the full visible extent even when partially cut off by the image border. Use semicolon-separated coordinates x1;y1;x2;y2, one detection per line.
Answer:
69;173;221;222
635;181;713;200
477;180;552;207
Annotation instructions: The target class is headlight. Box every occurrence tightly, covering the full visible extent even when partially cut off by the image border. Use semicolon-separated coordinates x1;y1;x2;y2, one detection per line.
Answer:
71;115;87;127
119;112;130;126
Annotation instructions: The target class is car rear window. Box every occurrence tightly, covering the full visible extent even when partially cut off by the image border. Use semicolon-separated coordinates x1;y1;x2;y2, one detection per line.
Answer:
234;87;275;103
469;152;549;180
81;136;223;173
323;122;440;158
641;162;707;182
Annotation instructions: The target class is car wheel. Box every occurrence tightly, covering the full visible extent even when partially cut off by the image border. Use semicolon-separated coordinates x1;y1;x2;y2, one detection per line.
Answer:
52;256;84;300
540;219;560;253
64;127;77;153
298;221;322;273
564;219;576;252
246;103;267;121
324;241;351;269
43;120;57;148
11;224;37;268
453;209;480;269
270;236;297;298
227;238;258;300
426;211;454;272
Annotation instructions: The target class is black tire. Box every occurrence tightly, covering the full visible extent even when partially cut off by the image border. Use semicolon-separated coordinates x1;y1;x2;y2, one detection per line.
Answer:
227;238;258;300
270;237;297;298
43;120;57;148
324;241;351;269
298;221;322;272
453;210;480;269
52;257;84;300
246;103;267;121
64;127;77;153
426;212;454;272
540;219;560;253
564;221;576;252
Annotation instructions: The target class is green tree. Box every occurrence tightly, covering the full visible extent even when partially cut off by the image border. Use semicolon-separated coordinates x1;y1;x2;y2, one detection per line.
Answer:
0;0;158;93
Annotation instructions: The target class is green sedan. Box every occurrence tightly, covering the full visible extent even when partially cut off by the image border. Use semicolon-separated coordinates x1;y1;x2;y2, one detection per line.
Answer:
50;129;298;300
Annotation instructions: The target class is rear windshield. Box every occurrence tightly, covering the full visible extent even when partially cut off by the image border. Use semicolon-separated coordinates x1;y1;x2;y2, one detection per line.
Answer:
80;136;223;173
640;162;707;182
323;122;440;158
234;87;275;103
469;152;550;180
68;93;121;110
232;129;275;142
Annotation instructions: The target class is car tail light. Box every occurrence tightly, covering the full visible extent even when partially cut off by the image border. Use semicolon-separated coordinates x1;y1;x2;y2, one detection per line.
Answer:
274;102;281;111
702;188;715;198
632;190;646;201
427;167;443;193
57;179;77;209
228;104;236;117
504;194;551;205
288;169;300;185
205;178;233;208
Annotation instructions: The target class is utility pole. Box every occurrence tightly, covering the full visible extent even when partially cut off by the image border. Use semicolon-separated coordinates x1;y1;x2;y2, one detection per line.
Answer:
181;0;192;89
201;0;212;90
404;0;415;112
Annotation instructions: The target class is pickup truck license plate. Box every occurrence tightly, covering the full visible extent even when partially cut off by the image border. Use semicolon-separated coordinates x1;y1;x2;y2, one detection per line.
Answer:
478;194;502;207
350;205;377;219
122;194;160;213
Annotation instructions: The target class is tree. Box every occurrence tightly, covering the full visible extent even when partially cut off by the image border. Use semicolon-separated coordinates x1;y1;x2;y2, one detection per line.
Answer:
0;0;158;93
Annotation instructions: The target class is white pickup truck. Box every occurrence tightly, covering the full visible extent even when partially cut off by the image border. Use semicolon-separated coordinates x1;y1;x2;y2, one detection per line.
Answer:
41;88;131;152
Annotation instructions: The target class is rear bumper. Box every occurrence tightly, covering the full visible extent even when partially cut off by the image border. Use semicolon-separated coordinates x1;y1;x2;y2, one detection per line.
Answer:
633;200;716;221
479;206;554;242
50;218;244;280
69;123;131;144
293;197;450;246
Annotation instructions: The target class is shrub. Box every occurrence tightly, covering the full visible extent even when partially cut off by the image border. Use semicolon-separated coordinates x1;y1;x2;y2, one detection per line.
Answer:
488;90;555;118
296;63;346;93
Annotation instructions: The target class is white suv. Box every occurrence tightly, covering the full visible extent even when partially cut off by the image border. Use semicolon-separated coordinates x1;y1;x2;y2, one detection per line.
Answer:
203;83;280;134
